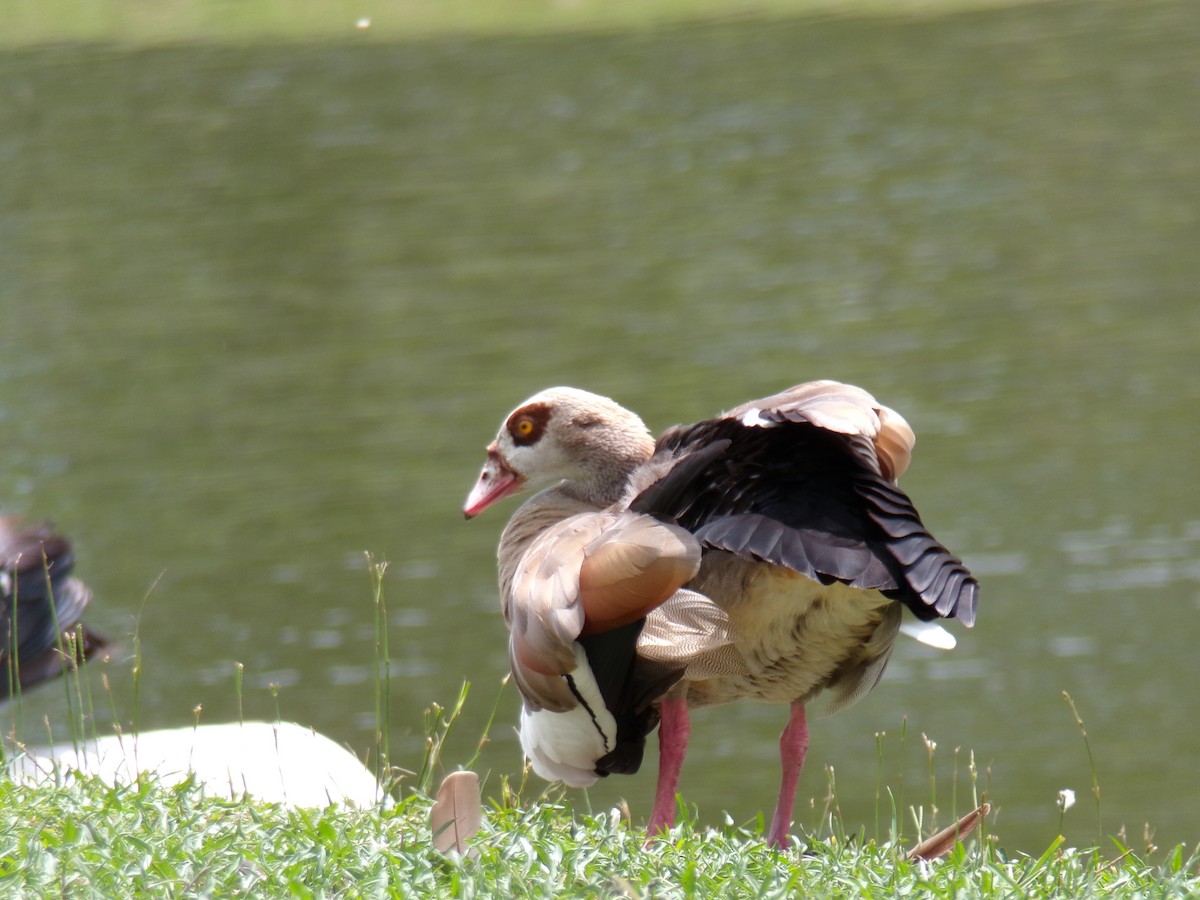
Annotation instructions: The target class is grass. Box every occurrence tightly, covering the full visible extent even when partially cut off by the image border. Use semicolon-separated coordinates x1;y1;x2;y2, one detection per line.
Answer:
3;552;1198;896
0;0;1051;46
3;666;1197;897
1;773;1198;897
2;561;1198;896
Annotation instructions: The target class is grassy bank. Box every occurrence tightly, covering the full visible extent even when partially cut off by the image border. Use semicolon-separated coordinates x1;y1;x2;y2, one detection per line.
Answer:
1;578;1194;894
4;665;1195;897
2;0;1045;46
6;666;1196;896
2;773;1197;897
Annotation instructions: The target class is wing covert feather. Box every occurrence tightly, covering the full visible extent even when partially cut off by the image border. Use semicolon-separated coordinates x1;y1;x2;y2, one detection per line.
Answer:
725;381;914;482
578;515;701;636
506;511;701;711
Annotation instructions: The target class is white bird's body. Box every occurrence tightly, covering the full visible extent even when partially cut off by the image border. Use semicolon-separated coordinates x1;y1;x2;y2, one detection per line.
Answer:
11;721;385;809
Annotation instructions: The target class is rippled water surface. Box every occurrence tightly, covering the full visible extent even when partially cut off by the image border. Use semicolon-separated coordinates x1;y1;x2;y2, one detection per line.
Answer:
2;0;1197;852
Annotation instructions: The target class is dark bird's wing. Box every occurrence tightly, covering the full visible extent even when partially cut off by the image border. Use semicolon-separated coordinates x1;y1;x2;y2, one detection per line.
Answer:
0;517;110;697
632;384;978;626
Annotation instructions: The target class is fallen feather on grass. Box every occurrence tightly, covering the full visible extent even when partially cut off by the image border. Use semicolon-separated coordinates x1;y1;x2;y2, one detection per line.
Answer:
431;770;483;858
907;802;991;861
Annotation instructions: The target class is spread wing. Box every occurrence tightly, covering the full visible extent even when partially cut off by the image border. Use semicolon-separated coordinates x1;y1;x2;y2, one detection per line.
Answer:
632;381;978;626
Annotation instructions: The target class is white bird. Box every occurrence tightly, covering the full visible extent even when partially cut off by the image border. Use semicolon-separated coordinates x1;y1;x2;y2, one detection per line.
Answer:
465;381;977;847
11;721;385;809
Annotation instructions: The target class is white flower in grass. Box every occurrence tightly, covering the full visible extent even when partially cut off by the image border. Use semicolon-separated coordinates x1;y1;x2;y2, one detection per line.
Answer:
1057;789;1076;812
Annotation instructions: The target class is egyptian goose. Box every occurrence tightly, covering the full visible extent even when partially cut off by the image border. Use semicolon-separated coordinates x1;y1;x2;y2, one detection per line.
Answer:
464;382;978;848
0;516;109;697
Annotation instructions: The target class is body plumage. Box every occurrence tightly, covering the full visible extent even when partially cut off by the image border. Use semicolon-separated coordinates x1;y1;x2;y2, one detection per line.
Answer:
465;382;977;847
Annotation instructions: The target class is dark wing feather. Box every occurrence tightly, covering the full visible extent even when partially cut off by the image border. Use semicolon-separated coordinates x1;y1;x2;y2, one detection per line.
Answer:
631;417;978;624
854;478;978;625
578;621;684;777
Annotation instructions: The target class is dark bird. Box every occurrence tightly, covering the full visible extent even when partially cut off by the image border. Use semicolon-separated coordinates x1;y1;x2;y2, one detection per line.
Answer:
0;516;109;697
464;381;978;848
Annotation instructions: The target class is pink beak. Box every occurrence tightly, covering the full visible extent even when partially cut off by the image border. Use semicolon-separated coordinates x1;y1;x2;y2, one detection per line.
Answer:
463;447;524;519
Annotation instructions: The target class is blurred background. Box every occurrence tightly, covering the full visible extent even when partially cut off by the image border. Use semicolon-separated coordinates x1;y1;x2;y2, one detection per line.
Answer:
1;0;1196;855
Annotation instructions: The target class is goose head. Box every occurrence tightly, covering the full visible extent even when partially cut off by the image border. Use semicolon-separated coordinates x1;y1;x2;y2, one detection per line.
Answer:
464;387;655;518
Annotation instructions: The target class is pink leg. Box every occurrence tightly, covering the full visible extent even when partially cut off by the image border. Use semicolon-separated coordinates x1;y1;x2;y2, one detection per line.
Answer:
766;701;809;849
646;695;690;841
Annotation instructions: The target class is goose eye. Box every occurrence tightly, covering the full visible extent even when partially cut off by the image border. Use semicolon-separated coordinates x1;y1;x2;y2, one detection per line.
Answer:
506;401;550;445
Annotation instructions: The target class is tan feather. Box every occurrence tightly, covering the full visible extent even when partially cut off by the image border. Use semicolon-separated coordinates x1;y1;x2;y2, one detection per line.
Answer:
639;589;750;679
578;515;701;636
430;770;483;858
508;644;577;712
906;803;991;861
504;509;701;708
726;380;914;482
821;602;902;715
875;406;915;482
504;511;610;711
507;513;601;673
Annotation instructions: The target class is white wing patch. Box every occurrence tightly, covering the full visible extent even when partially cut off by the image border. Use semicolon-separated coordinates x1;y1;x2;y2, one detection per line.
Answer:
899;620;957;650
739;407;775;427
518;643;617;788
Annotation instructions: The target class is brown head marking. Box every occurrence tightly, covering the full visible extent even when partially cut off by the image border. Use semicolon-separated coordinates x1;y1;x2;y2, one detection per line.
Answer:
506;402;553;447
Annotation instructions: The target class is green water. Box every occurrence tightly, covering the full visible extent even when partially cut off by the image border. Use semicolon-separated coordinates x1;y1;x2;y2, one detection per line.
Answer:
2;0;1197;853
